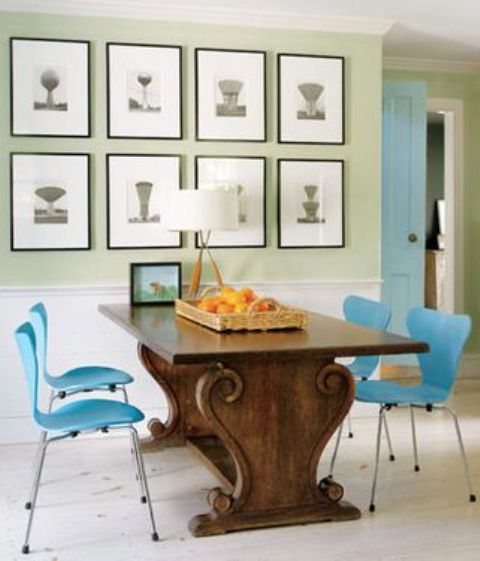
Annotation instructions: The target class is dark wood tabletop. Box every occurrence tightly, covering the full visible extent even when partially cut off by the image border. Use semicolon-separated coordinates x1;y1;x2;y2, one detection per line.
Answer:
99;304;429;365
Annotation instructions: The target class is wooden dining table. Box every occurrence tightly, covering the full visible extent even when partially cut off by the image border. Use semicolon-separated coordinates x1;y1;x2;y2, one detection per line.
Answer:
99;303;428;537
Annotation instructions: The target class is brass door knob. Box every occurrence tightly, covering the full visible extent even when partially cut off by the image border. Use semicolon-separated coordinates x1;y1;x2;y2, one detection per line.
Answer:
408;233;418;243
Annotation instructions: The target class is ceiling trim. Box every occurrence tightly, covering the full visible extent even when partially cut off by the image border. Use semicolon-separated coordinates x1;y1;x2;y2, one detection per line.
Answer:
383;56;480;74
0;0;393;35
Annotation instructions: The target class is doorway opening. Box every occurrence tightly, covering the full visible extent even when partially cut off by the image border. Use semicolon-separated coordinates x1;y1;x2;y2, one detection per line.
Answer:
425;98;464;314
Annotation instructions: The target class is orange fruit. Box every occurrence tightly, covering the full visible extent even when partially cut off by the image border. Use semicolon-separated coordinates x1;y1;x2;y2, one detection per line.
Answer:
217;303;235;314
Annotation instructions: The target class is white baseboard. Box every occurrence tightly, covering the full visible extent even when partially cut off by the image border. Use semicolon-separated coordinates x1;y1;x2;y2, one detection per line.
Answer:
0;279;382;444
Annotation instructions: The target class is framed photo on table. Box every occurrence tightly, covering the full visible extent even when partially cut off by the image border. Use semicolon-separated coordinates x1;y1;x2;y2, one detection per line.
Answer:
195;48;266;141
10;153;91;251
278;159;344;248
278;53;344;144
130;262;182;306
195;156;266;247
107;154;182;249
107;42;182;139
10;37;90;137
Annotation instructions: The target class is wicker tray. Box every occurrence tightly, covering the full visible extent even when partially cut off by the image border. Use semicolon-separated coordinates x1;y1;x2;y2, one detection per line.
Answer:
175;296;308;332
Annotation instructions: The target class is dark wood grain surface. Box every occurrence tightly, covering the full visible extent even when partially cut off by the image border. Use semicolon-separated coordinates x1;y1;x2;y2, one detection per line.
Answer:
99;304;428;365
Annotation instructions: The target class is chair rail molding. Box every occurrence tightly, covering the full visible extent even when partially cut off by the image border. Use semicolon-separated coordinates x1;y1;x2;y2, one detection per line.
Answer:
0;0;393;34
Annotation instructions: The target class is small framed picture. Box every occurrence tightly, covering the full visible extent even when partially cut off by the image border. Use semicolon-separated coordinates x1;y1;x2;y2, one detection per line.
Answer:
278;54;344;144
195;48;266;141
130;262;182;306
10;37;90;137
107;154;182;249
195;156;266;247
278;159;344;248
107;42;182;139
11;153;90;251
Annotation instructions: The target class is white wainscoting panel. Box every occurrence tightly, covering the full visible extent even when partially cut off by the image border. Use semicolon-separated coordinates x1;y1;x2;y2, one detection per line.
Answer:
0;280;382;444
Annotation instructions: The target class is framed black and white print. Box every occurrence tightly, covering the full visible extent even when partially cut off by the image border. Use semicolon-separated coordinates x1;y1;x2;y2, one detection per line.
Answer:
11;153;90;251
195;48;266;141
195;156;266;247
107;154;182;249
10;38;90;137
278;159;344;248
278;54;344;144
107;43;182;139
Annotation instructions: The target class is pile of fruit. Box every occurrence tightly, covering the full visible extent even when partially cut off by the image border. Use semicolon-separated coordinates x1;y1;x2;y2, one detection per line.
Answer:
197;286;273;314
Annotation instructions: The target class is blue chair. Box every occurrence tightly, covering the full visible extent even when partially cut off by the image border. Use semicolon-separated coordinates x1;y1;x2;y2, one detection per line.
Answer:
329;296;392;476
29;302;134;404
15;322;159;554
25;303;135;510
356;307;476;512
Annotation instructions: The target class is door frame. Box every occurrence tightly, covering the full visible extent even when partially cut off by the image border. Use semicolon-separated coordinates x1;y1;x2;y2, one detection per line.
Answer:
427;98;464;313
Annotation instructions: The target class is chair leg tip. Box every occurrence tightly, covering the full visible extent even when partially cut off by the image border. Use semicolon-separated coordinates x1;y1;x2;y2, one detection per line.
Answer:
348;432;354;438
151;531;159;542
369;504;376;513
141;496;147;504
24;502;32;510
22;545;29;554
389;454;395;462
469;494;476;503
414;465;420;472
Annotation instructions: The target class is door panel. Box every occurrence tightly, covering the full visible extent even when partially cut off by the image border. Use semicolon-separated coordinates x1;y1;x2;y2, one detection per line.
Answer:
382;82;426;362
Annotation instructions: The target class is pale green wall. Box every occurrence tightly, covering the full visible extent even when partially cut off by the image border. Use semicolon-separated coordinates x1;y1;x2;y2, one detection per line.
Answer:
0;12;382;286
384;69;480;351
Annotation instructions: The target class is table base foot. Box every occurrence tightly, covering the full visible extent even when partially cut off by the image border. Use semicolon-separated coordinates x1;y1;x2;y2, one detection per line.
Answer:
188;501;361;537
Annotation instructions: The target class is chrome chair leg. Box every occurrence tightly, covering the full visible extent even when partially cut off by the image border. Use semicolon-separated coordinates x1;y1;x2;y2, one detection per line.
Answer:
369;405;385;513
25;390;56;511
130;424;147;502
382;412;395;462
441;406;476;503
347;413;353;438
22;433;70;555
328;421;343;478
129;427;159;541
410;406;420;472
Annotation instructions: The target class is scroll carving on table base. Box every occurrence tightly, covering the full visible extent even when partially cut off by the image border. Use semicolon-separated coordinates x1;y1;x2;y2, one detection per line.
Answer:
189;359;361;537
138;343;213;451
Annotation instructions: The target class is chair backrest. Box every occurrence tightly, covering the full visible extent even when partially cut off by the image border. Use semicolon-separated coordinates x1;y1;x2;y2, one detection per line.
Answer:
343;295;392;378
29;302;49;381
15;321;40;419
407;307;471;397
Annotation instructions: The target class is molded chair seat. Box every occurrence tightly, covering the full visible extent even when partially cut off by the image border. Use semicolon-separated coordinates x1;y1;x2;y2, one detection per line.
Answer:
355;380;448;405
36;399;144;433
45;366;134;392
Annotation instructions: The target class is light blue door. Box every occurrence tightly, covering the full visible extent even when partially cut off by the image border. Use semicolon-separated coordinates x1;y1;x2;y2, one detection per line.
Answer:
382;82;426;359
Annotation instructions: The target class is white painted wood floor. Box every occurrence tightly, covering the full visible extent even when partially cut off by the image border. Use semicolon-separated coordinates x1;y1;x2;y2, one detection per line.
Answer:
1;379;479;561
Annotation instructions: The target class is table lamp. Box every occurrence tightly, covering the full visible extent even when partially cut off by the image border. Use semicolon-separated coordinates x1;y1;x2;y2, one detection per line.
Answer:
164;189;239;299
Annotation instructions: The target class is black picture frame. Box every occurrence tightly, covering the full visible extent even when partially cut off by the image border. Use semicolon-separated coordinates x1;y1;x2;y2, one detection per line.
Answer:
106;42;183;139
277;53;345;145
10;37;91;138
194;155;267;248
106;154;182;250
10;152;92;251
130;262;182;306
277;158;345;248
195;48;267;142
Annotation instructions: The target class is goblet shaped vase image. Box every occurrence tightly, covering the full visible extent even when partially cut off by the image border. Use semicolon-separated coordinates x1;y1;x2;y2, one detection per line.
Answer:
35;186;68;224
297;82;325;120
137;73;152;110
298;184;320;224
217;79;246;117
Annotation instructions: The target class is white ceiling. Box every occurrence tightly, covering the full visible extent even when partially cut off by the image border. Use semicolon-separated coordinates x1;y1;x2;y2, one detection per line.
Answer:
2;0;480;64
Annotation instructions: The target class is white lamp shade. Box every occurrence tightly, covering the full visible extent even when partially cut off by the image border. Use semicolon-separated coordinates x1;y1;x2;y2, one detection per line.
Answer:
164;189;239;232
